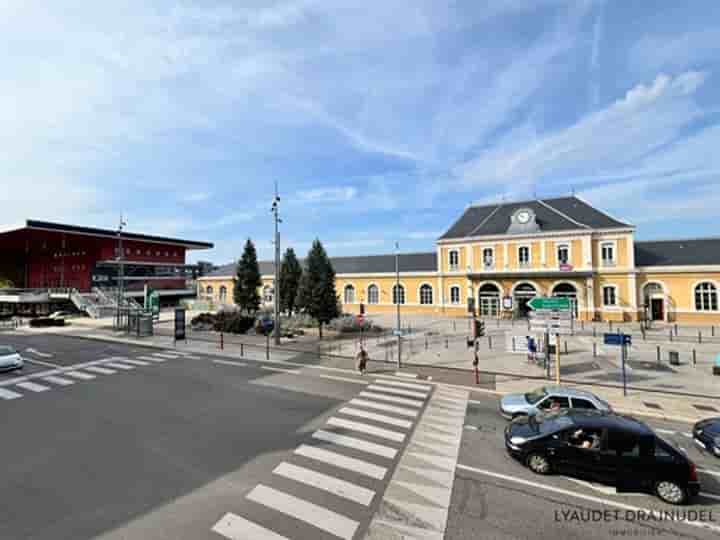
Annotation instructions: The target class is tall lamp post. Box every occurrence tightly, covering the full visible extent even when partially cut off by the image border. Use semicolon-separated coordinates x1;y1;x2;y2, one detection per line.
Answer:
395;241;401;369
271;184;282;346
116;215;127;328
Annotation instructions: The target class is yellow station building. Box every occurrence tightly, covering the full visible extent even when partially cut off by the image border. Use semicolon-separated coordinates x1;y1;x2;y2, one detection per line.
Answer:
198;196;720;324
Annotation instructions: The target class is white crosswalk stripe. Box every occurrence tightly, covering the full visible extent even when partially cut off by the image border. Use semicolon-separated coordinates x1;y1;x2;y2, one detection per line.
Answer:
327;417;406;442
117;359;151;366
152;353;178;359
349;398;418;418
247;485;359;540
359;391;424;408
273;462;376;505
372;377;432;392
313;429;398;459
104;362;134;370
64;371;96;380
136;355;165;362
42;376;74;386
294;444;387;480
16;381;50;392
367;384;428;399
0;388;22;400
84;366;117;375
212;513;290;540
338;407;413;429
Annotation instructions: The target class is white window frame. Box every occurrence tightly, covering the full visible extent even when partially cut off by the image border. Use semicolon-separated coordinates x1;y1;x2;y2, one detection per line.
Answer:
482;247;494;269
602;285;618;307
601;241;616;266
518;245;531;267
557;243;570;266
219;286;227;302
694;281;719;312
343;284;356;304
367;283;379;305
206;285;214;297
449;285;461;305
419;283;433;305
448;249;459;271
393;284;406;305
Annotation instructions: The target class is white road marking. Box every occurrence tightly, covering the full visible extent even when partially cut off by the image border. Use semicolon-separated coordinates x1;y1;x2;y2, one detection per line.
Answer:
16;381;50;392
463;425;479;431
213;360;248;367
118;359;151;366
104;362;134;370
338;407;413;429
42;376;74;386
359;391;424;408
137;355;166;363
0;388;22;400
25;348;54;358
372;377;432;392
151;353;178;359
349;398;418;418
313;374;367;385
327;417;406;442
64;371;96;380
83;366;116;375
212;513;289;540
273;462;375;506
367;384;427;399
313;430;397;459
682;432;693;438
260;366;299;373
394;371;419;379
247;484;359;540
456;464;720;534
294;444;387;480
24;357;61;368
699;468;720;478
655;428;676;435
701;492;720;501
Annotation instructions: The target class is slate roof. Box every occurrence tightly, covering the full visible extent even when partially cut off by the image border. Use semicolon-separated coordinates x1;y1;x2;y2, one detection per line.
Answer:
439;196;632;240
205;252;438;277
635;239;720;267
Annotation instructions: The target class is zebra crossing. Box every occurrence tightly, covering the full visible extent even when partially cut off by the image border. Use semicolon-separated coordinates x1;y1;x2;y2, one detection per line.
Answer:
0;350;195;402
211;376;469;540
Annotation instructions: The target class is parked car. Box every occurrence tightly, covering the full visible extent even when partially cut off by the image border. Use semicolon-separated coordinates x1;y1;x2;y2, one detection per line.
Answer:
504;409;700;505
693;417;720;458
499;385;612;419
0;345;24;372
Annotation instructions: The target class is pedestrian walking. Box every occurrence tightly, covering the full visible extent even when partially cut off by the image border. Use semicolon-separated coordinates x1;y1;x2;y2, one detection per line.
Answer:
356;347;368;374
527;336;537;364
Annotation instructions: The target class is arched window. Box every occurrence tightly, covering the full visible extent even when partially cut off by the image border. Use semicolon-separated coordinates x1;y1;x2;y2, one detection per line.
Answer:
393;284;405;305
219;286;227;302
450;286;460;305
552;282;578;317
478;283;500;316
419;284;433;305
206;285;213;297
695;282;718;311
344;284;356;304
367;284;379;304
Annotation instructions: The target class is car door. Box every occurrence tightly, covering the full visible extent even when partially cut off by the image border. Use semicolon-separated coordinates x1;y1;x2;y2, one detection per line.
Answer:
536;395;570;414
552;428;606;480
606;430;650;492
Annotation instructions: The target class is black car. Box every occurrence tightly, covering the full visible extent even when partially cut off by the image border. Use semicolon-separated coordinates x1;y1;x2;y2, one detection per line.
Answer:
693;417;720;458
505;410;700;504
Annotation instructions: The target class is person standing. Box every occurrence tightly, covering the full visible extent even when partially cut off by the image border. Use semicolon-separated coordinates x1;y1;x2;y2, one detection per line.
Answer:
527;336;537;364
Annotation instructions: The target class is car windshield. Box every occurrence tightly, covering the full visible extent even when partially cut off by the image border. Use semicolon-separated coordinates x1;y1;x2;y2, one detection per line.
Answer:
524;387;548;404
0;345;17;355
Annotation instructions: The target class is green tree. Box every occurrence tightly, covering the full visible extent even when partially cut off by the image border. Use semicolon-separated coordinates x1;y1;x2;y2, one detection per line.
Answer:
279;247;302;315
233;239;262;315
297;239;340;339
0;277;13;288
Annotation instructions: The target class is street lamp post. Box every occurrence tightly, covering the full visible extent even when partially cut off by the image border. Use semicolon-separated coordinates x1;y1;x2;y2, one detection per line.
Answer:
395;242;401;369
271;184;282;346
116;215;126;328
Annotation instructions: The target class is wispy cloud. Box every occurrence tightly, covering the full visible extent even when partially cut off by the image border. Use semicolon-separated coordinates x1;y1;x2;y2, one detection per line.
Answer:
295;186;358;204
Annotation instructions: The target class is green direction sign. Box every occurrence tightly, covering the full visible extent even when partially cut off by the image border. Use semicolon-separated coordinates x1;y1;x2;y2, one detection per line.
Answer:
527;296;571;311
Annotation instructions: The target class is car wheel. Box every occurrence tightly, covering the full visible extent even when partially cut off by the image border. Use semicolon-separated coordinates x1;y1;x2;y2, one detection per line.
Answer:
654;480;688;505
526;453;552;475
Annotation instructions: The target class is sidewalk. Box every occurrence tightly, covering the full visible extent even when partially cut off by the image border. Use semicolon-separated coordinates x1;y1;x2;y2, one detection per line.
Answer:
14;324;720;424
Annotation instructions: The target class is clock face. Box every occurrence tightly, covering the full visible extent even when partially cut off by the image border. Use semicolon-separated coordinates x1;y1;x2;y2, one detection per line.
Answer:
517;210;531;224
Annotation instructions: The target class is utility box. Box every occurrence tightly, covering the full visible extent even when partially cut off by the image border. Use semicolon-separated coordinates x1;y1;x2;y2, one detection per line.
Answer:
669;350;680;366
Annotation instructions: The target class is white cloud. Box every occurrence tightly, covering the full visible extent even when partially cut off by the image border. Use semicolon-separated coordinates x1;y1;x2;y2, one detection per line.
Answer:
295;186;358;204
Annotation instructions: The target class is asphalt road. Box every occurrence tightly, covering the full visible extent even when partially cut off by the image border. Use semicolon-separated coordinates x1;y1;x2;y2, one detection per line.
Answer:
2;331;720;540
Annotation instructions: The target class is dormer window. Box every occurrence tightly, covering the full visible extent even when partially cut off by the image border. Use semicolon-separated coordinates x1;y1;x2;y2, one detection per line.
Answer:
518;246;530;267
482;248;494;269
601;242;615;266
449;249;459;271
557;244;569;265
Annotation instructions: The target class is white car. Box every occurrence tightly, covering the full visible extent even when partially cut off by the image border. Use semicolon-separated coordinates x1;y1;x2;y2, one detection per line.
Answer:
0;345;23;372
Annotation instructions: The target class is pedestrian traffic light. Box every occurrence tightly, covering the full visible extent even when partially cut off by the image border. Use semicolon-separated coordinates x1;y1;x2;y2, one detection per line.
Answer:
475;319;485;337
360;302;365;315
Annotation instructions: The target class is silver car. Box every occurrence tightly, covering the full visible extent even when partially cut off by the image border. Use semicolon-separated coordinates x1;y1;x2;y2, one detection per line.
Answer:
0;345;23;372
499;385;611;419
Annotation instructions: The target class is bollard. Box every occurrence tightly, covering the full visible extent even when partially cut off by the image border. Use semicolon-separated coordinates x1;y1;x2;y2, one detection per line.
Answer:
527;319;530;331
713;326;716;337
512;337;516;352
488;335;492;349
593;325;596;337
669;329;673;342
220;332;224;350
581;320;584;331
609;320;613;332
674;323;678;337
693;349;697;366
445;338;449;349
497;318;500;327
642;326;646;340
425;337;428;350
454;321;456;331
266;334;270;360
241;342;244;356
699;331;702;344
592;342;597;357
564;341;568;355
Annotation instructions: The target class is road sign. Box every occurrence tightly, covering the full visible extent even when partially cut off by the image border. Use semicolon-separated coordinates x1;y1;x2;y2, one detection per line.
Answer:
603;333;632;346
527;296;571;311
529;310;573;320
530;324;573;336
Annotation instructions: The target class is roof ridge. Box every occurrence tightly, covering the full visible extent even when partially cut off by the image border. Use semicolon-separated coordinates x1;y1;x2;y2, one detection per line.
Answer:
572;194;634;228
537;198;591;229
636;236;720;243
467;203;503;236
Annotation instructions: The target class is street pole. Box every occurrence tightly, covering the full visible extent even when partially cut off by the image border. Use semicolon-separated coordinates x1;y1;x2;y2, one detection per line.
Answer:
272;184;281;346
555;333;561;385
116;215;126;329
621;332;628;396
395;241;401;369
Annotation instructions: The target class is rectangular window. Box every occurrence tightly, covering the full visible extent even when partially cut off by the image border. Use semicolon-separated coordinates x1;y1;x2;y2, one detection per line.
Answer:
450;286;460;304
557;244;569;265
449;250;459;271
482;248;494;269
603;286;617;306
601;242;615;265
518;246;530;266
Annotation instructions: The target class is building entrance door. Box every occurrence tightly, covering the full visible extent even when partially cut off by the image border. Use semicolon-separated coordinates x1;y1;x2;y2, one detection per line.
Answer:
480;296;499;316
513;283;537;318
650;298;664;321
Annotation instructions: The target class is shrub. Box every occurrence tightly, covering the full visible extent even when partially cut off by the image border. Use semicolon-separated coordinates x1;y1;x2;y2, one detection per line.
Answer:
190;311;255;334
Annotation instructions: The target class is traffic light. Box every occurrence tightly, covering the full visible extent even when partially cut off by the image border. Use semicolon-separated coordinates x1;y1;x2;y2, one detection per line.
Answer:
475;319;485;337
360;302;365;315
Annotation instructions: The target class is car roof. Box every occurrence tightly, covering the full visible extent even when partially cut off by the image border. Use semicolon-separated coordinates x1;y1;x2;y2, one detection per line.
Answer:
561;410;653;435
542;386;600;400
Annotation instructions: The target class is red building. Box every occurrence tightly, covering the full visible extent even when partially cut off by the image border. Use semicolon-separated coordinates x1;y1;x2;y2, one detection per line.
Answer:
0;220;213;298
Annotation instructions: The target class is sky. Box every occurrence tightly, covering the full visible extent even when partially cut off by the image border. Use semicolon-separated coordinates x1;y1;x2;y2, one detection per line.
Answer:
2;1;719;264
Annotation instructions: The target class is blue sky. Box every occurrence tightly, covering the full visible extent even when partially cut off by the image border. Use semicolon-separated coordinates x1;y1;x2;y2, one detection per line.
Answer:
2;1;720;264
